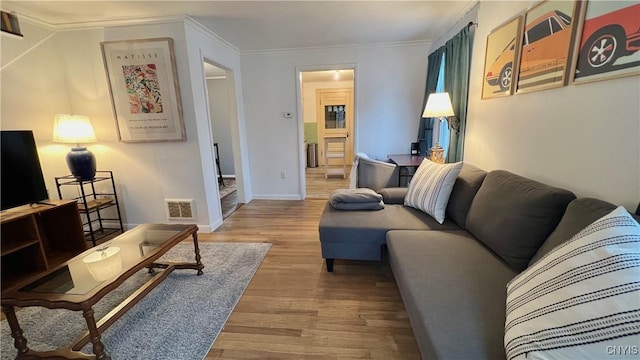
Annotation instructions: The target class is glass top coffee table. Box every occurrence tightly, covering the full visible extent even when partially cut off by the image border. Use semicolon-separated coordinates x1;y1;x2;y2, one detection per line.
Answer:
1;223;202;360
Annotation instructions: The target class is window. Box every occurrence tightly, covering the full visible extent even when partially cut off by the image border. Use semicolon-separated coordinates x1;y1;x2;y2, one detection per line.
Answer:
550;18;562;33
527;21;552;44
556;11;571;26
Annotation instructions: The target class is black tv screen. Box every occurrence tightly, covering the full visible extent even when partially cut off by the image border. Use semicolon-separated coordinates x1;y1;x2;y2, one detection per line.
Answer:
1;130;49;210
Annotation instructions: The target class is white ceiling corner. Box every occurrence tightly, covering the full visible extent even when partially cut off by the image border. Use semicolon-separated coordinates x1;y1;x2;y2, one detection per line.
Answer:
1;1;477;52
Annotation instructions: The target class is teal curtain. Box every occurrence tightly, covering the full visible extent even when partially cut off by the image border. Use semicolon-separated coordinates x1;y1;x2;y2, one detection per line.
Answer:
443;26;473;163
417;48;443;156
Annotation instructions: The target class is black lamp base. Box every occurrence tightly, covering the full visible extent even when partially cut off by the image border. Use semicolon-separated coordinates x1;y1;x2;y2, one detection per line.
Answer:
66;146;96;181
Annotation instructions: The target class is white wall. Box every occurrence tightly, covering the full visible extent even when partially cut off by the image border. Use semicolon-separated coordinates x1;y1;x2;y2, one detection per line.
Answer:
1;17;245;231
183;19;250;221
1;21;74;201
207;78;235;175
465;1;640;210
241;43;430;199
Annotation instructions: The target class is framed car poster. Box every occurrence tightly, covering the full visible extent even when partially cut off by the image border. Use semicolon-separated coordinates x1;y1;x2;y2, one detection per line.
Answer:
570;2;640;84
516;0;581;94
482;15;524;99
101;38;186;142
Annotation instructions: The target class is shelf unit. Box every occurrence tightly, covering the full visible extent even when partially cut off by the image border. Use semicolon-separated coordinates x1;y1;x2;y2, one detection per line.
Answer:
55;171;124;246
1;200;86;290
323;135;347;179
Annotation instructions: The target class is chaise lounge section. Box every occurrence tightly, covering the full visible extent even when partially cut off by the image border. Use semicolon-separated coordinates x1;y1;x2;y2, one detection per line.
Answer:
318;164;638;358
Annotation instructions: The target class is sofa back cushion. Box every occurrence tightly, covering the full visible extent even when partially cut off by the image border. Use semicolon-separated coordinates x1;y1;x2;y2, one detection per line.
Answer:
445;163;487;228
465;170;576;271
529;197;640;266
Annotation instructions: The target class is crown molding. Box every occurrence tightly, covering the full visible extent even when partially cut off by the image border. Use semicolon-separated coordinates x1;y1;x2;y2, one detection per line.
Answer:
183;16;240;55
241;39;433;56
52;14;187;31
11;11;189;32
14;12;56;31
9;12;241;55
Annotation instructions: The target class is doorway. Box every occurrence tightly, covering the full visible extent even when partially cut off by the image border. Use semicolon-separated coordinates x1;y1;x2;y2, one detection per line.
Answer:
299;69;355;198
204;61;239;218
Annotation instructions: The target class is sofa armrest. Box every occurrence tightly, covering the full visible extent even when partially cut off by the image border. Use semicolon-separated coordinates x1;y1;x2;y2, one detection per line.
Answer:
357;157;399;192
379;187;408;204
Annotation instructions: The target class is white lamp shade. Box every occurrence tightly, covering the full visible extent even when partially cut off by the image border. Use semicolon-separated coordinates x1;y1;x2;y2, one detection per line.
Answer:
83;247;122;282
422;92;455;118
53;114;97;144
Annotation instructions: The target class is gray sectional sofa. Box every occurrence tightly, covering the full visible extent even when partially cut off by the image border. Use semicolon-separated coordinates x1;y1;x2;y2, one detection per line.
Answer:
318;164;638;359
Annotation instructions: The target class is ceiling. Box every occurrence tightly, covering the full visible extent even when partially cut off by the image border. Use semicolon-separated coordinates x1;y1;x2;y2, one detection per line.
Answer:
3;1;477;52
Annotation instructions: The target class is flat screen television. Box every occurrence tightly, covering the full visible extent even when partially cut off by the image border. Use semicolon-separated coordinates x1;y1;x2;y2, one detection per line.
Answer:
1;130;49;210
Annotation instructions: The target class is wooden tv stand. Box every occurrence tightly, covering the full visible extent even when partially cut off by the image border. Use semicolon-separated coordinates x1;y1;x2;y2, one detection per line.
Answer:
1;200;87;290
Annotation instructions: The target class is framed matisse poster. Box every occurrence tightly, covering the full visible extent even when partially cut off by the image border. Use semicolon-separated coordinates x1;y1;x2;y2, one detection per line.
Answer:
101;38;186;142
570;1;640;84
482;15;524;99
516;0;581;94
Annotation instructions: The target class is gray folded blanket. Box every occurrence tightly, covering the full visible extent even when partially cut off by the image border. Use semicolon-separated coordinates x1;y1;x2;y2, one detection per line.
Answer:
329;188;384;210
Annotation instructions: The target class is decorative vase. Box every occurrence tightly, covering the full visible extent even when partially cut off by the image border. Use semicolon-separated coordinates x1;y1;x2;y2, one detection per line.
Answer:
66;146;96;181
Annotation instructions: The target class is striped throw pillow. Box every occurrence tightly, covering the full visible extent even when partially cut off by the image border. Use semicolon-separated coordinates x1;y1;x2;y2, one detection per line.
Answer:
504;206;640;360
404;159;462;224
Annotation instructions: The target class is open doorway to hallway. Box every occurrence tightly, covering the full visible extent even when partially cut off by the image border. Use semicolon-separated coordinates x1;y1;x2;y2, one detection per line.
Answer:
300;69;355;199
204;61;240;218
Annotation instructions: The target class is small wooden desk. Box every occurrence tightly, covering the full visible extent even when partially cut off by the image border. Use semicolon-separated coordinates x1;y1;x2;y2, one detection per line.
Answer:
388;154;426;186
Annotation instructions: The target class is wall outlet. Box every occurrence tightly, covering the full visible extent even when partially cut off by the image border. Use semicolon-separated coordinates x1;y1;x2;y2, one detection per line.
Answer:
280;170;287;179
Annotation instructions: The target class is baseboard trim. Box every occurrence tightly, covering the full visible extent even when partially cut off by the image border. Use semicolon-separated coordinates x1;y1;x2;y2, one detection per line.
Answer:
122;222;214;233
252;194;303;200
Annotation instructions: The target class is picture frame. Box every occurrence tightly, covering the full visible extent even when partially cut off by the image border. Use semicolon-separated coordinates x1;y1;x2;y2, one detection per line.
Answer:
481;14;524;99
570;1;640;85
101;38;186;142
516;0;581;94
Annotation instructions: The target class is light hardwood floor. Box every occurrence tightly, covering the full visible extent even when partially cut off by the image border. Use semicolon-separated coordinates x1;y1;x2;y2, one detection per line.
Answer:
200;198;420;359
305;166;351;199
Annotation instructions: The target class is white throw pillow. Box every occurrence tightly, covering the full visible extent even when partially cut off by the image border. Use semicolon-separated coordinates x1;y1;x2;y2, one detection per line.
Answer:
504;206;640;360
403;159;462;224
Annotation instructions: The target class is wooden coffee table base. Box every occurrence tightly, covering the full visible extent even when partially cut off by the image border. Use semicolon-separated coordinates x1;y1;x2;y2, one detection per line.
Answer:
2;228;204;360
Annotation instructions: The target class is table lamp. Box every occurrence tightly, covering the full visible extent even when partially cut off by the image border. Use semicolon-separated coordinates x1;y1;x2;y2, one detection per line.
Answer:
422;92;454;164
53;114;97;181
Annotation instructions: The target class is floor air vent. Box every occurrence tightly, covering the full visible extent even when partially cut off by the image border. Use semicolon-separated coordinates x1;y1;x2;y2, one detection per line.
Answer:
165;199;195;220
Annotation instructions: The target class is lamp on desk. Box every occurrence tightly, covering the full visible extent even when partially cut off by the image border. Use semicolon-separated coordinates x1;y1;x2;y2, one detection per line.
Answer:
422;92;454;164
53;114;97;181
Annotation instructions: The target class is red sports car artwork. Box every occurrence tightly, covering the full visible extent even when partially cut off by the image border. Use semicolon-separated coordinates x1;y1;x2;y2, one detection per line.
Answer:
576;2;640;77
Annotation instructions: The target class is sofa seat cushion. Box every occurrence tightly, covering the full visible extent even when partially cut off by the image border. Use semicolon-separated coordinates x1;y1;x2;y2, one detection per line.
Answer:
387;230;517;360
466;170;576;271
319;202;460;246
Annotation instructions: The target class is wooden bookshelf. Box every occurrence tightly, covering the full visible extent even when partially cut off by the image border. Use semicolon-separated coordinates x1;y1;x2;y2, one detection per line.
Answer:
1;200;86;290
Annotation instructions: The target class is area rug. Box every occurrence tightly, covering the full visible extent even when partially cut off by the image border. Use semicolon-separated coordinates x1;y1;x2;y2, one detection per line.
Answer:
0;242;270;360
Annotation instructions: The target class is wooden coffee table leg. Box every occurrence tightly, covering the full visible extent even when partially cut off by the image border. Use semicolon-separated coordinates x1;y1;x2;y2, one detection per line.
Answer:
82;308;111;360
192;232;204;275
2;305;29;357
